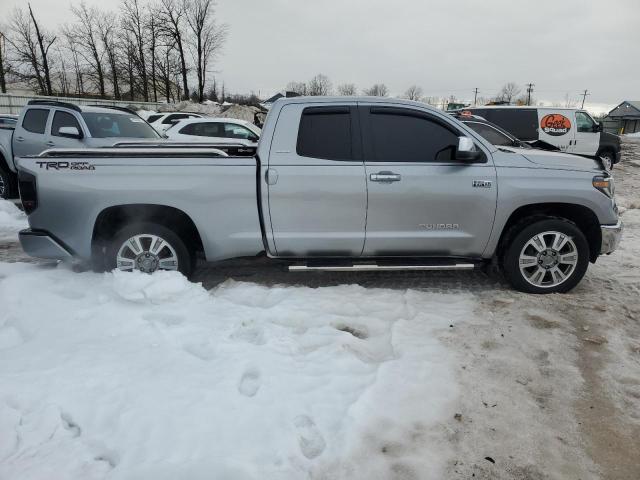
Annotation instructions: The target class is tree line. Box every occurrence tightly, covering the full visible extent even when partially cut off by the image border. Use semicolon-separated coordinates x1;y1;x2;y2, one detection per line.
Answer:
0;0;227;103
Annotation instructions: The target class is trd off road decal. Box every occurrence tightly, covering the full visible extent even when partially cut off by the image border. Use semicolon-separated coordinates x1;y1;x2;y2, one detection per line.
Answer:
540;114;571;136
36;161;95;171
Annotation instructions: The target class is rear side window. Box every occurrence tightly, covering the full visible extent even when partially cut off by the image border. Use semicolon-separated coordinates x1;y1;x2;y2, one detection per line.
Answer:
22;109;49;134
481;109;538;141
147;114;162;123
297;107;352;160
51;111;82;137
162;113;191;124
368;109;459;162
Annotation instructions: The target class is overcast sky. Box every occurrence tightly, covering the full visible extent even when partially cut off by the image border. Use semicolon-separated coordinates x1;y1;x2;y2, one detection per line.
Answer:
4;0;639;107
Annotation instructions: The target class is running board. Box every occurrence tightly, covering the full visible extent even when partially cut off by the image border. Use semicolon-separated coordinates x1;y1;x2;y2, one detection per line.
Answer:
288;262;476;272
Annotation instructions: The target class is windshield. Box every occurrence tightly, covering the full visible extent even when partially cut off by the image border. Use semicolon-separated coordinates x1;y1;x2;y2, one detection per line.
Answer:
463;120;526;147
82;112;160;139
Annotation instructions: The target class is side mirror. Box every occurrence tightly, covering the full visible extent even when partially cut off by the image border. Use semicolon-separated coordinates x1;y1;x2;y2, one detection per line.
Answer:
594;123;603;133
456;136;482;162
58;126;82;139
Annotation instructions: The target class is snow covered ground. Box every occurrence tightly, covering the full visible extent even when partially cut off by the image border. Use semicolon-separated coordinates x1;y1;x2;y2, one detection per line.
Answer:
1;141;639;479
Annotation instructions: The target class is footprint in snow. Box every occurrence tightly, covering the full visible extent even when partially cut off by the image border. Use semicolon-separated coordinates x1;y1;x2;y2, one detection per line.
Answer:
294;415;326;459
238;368;261;397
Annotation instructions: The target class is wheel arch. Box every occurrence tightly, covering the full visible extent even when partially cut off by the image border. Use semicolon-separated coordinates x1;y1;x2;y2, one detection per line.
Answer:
92;204;204;258
496;203;601;263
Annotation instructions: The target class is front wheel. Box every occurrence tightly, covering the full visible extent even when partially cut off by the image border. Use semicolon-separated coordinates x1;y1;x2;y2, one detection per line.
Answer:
502;218;590;294
599;151;614;170
0;167;14;199
106;222;194;277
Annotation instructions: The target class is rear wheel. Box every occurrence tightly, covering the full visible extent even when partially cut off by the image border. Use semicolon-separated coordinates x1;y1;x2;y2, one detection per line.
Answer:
106;222;193;277
502;218;589;294
0;167;14;199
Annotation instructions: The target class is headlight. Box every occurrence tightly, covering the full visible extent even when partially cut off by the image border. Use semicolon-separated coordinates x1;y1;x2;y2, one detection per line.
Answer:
593;175;615;198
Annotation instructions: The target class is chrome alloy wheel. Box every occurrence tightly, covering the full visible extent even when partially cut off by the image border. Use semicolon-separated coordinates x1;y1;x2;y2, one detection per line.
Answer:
116;234;179;273
518;231;578;288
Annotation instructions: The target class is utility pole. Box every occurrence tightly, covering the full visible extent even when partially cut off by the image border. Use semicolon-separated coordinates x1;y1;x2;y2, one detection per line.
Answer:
525;83;534;106
580;89;590;109
473;87;479;106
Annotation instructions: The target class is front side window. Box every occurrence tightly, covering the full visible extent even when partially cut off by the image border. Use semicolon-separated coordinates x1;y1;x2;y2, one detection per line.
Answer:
575;111;595;133
22;109;49;134
82;112;160;138
52;111;82;137
464;121;514;146
368;110;459;162
297;107;352;160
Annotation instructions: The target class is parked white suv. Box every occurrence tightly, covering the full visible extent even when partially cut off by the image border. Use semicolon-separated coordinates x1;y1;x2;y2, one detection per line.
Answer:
165;117;261;146
147;112;203;133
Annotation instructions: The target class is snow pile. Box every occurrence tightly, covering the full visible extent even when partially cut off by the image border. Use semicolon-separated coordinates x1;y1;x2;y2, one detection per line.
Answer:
623;132;640;144
0;199;28;241
0;263;468;480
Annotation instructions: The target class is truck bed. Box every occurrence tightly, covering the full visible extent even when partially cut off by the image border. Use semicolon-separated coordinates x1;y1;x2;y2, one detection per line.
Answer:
17;148;265;262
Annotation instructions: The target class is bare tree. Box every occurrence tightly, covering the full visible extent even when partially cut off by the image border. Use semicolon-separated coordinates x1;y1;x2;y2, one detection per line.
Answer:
404;85;423;101
6;8;46;93
147;12;159;102
363;83;388;97
27;3;55;95
496;82;521;103
563;92;577;108
286;81;307;96
121;0;149;101
185;0;227;103
337;83;356;96
157;0;190;100
68;3;106;97
96;12;121;99
0;32;7;93
307;73;332;96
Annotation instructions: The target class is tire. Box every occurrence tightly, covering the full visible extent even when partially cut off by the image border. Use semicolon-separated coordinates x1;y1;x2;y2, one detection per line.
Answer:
0;167;14;199
502;218;590;294
105;222;194;277
599;151;614;170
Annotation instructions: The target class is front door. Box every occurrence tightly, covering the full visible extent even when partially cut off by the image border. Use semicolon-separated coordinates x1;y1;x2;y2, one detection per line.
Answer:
360;105;497;257
267;103;367;257
45;109;86;150
572;111;600;156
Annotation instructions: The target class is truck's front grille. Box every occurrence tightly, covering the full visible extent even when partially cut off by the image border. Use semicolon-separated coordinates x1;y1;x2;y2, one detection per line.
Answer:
17;170;38;214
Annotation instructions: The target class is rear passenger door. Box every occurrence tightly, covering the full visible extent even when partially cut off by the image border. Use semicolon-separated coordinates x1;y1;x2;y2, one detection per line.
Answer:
360;105;497;257
13;108;51;157
267;103;367;256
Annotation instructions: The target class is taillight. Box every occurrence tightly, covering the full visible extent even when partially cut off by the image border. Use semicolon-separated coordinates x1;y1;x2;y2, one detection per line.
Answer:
18;170;37;214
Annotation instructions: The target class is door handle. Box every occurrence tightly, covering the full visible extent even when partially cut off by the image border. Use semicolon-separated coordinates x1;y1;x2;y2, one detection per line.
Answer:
370;172;401;183
15;136;24;142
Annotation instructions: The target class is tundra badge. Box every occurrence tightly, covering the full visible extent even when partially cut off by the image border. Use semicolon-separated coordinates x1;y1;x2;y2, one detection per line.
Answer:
473;180;492;188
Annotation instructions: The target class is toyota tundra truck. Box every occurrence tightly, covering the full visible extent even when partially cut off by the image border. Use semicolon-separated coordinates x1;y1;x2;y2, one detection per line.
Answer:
16;97;622;293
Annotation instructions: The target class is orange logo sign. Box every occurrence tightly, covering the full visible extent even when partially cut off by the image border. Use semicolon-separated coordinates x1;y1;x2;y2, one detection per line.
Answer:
541;114;571;136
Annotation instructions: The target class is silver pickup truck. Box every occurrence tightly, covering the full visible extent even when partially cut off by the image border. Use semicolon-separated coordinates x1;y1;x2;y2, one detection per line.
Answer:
17;97;622;293
0;100;161;198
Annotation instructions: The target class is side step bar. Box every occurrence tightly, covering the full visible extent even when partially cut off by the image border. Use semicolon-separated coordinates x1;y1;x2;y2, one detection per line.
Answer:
288;263;476;272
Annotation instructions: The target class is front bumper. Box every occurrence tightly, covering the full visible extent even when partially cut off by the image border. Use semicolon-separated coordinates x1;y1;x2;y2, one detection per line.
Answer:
19;229;73;260
600;220;623;255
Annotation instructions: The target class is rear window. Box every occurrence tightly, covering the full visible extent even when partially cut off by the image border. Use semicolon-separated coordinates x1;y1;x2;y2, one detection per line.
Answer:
146;114;162;123
22;109;49;134
479;109;538;141
82;112;159;139
296;107;352;160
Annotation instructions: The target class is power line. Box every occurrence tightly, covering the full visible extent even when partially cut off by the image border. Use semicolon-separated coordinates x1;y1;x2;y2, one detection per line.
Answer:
580;89;590;108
